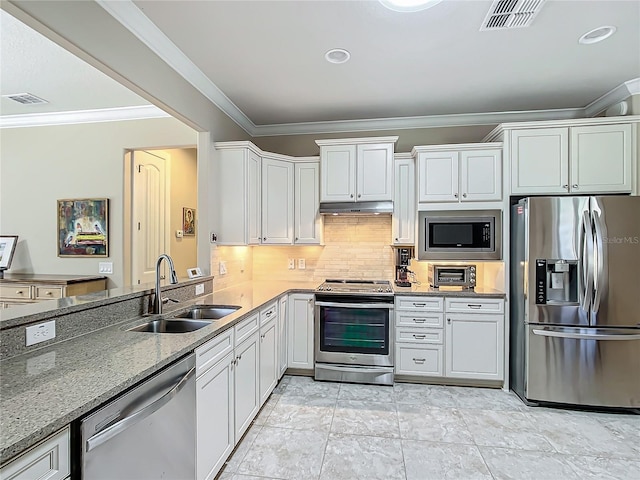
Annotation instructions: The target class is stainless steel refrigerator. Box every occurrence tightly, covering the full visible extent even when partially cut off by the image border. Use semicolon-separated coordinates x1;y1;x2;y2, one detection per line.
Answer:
510;196;640;410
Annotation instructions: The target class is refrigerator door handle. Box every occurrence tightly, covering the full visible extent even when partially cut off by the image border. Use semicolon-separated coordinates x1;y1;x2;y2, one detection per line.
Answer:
580;210;594;313
532;328;640;341
591;207;607;317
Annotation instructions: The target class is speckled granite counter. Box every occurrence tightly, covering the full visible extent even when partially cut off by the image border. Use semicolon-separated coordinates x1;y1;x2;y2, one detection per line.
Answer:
0;280;319;464
393;284;505;298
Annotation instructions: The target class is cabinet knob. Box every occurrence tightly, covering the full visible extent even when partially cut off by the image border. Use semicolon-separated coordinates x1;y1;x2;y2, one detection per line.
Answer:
563;184;569;190
263;237;266;241
46;291;52;296
454;193;458;198
358;194;361;198
447;318;451;324
462;193;467;198
395;238;399;241
16;290;23;294
350;194;354;198
295;237;299;241
572;184;579;189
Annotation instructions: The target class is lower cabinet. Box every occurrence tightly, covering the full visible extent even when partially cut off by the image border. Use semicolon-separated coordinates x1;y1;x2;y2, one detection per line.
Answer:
278;295;288;378
287;293;315;371
259;317;278;404
0;427;70;480
234;331;260;440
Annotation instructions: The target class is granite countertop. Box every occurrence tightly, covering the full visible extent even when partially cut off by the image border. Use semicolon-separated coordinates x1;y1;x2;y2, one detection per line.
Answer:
393;283;505;298
0;280;319;464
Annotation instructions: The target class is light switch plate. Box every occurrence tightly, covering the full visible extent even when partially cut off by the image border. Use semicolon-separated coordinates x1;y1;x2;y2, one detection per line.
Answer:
288;258;295;269
298;258;306;270
219;261;227;275
98;262;113;274
195;283;205;295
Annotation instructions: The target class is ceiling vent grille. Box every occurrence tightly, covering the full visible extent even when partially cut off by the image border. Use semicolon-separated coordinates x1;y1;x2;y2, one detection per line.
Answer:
481;0;546;31
3;93;49;105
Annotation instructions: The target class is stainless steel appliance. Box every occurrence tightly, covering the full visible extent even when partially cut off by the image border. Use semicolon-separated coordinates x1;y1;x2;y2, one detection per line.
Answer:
319;200;393;215
315;279;394;385
428;264;476;289
510;196;640;410
80;354;196;479
418;210;502;260
395;247;414;287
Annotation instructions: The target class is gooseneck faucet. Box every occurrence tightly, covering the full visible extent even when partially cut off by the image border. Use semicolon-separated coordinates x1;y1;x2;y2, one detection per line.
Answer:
153;254;179;314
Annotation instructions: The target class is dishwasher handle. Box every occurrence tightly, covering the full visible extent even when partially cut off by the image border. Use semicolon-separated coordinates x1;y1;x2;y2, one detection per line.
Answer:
86;366;195;452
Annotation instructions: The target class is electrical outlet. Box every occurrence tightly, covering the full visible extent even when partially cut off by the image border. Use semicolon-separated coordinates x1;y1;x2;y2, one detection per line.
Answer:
219;261;227;275
195;284;205;295
26;320;56;346
298;258;306;270
288;258;295;269
98;262;113;274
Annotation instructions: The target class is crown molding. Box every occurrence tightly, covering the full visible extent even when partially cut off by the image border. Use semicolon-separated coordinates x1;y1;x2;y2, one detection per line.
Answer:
95;0;255;135
0;105;170;129
584;77;640;117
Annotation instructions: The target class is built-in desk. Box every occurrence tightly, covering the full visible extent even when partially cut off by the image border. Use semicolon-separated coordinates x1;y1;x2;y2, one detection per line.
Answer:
0;274;107;308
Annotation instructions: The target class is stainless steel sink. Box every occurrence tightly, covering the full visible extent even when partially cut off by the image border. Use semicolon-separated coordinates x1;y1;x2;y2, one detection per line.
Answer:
173;305;241;320
128;318;213;334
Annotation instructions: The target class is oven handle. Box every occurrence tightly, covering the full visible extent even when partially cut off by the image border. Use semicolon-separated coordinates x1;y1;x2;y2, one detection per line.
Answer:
315;301;393;309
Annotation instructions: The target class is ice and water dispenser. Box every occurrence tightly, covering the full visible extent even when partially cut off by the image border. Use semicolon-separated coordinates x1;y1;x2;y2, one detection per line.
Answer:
535;259;579;304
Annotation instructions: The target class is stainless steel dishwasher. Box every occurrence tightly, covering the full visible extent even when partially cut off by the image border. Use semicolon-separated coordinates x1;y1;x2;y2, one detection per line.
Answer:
80;354;195;479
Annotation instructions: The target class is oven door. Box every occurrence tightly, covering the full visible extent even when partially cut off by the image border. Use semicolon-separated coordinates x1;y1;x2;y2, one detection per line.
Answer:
315;296;394;367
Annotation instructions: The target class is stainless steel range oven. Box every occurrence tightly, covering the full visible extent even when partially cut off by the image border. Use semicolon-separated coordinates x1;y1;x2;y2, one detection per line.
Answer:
315;279;394;386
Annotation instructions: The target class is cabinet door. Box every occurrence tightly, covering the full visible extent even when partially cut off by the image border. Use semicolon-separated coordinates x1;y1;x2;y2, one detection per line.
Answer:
356;143;393;201
570;124;632;194
287;293;314;370
196;353;234;480
294;162;321;244
247;150;262;244
234;331;260;441
445;314;504;380
417;151;459;202
261;158;294;244
511;128;569;195
259;319;278;405
460;149;502;201
320;145;356;202
278;296;288;378
392;158;415;245
395;343;443;376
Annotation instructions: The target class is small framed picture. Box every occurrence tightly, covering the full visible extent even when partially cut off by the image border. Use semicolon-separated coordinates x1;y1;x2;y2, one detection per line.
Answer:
187;267;203;279
183;207;196;236
58;198;109;257
0;235;19;270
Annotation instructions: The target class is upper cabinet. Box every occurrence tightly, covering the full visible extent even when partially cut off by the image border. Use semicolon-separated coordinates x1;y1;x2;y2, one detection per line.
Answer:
317;137;397;203
486;118;637;196
392;153;415;245
414;144;502;204
213;142;320;245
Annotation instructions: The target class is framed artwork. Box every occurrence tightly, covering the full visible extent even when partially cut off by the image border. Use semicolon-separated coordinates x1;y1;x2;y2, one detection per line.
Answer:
58;198;109;257
0;235;18;270
183;207;196;236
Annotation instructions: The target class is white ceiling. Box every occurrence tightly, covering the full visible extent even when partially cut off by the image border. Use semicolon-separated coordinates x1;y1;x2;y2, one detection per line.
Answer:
2;0;639;133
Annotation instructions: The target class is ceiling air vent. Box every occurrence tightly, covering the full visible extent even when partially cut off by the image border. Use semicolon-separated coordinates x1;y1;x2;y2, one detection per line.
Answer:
480;0;546;31
3;92;49;105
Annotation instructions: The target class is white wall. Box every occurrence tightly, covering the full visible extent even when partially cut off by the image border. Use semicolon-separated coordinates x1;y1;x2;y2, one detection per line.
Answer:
0;117;197;288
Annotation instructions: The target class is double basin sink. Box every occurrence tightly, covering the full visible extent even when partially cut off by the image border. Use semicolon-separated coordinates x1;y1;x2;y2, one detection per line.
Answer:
128;305;241;334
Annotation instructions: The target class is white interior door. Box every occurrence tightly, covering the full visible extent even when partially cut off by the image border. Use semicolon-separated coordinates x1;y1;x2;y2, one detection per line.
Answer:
131;150;169;285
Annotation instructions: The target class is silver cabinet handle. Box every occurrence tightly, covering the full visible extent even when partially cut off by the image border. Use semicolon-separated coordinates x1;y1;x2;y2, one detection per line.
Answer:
563;184;569;189
454;193;458;198
467;304;482;309
462;193;467;198
413;318;426;323
413;358;426;363
412;303;426;307
412;334;426;339
572;184;579;189
86;366;195;452
265;310;273;317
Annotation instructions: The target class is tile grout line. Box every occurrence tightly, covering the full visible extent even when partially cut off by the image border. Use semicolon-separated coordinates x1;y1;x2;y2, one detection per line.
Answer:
456;398;497;480
394;390;409;480
316;382;340;480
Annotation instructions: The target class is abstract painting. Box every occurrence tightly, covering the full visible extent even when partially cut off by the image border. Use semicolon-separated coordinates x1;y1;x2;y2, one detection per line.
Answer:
58;198;109;257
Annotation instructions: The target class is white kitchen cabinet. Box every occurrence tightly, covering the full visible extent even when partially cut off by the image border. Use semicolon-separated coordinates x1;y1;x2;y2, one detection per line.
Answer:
234;330;260;440
196;352;234;480
0;427;70;480
213;143;262;245
287;293;314;371
294;161;321;244
510;124;632;195
444;297;504;381
259;317;278;405
317;137;397;203
261;156;294;244
415;145;502;203
392;154;415;245
278;295;288;378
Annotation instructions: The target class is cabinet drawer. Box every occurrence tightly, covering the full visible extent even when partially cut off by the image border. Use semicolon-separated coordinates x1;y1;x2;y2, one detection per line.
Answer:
395;296;443;312
396;311;443;328
34;286;64;300
0;284;32;300
259;301;278;326
395;344;443;376
0;427;70;480
445;297;504;314
396;327;443;344
235;312;259;346
195;328;234;378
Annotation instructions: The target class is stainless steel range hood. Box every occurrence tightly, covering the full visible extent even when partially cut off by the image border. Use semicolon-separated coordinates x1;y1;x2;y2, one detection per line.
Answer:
319;201;393;215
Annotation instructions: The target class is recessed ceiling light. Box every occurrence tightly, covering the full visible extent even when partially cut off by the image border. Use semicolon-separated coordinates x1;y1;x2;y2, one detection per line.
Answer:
379;0;444;13
579;26;616;45
325;48;351;64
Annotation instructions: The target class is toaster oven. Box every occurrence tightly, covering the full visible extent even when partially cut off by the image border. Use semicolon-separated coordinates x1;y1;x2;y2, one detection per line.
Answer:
428;264;476;289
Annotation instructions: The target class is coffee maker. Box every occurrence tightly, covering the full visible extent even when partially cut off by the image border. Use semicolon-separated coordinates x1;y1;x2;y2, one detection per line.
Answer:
395;247;414;287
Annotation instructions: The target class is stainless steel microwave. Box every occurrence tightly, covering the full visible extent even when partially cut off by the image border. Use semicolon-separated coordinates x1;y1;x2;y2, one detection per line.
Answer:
417;210;502;260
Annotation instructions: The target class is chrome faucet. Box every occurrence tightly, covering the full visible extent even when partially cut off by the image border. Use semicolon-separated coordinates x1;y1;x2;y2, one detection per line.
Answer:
153;254;179;315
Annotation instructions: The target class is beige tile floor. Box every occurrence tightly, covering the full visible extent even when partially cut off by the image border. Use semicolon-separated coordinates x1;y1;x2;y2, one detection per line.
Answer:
218;375;640;480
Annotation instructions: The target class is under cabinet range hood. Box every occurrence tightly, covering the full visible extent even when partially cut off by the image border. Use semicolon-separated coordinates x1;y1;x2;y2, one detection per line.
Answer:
319;201;393;215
